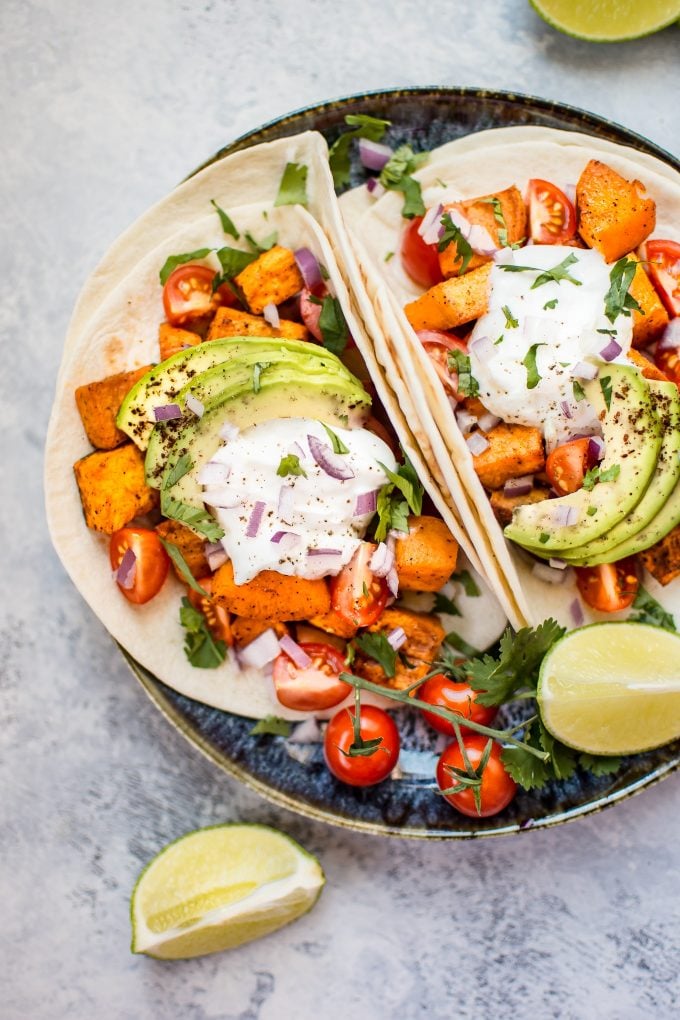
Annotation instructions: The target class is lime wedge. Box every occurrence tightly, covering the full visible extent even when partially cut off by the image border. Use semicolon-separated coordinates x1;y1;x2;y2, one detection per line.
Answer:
530;0;680;41
131;823;325;959
538;623;680;755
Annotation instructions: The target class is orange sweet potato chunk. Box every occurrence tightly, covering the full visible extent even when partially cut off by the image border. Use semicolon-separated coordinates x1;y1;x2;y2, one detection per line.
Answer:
641;524;680;587
75;365;152;450
394;515;458;592
627;348;669;383
206;306;310;342
73;443;158;533
211;561;330;620
158;322;201;361
576;159;655;263
626;254;670;347
355;608;445;691
472;424;545;490
155;519;209;581
438;186;526;278
234;245;304;314
231;617;289;647
405;262;492;331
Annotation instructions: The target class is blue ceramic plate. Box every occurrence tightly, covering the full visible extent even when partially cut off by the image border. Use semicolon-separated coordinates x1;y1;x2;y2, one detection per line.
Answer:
123;88;680;838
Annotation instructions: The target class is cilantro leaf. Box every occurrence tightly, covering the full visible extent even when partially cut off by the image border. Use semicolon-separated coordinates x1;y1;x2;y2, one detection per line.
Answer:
373;455;423;542
572;379;586;402
499;252;582;289
158;537;209;596
353;632;397;678
543;298;558;311
600;375;613;411
451;569;481;597
210;200;239;239
328;113;391;189
629;585;677;632
481;196;509;247
604;257;642;324
448;349;479;397
577;752;622;776
467;620;566;707
274;162;308;207
215;245;258;278
433;592;461;617
501;740;553;791
179;597;226;668
583;463;620;490
161;494;225;542
522;343;546;390
277;454;307;478
159;249;213;286
321;422;349;454
252;361;271;394
378;456;424;515
379;144;427;219
163;453;193;490
249;716;292;737
502;305;519;329
244;230;278;253
438;213;473;275
443;631;482;659
318;296;349;356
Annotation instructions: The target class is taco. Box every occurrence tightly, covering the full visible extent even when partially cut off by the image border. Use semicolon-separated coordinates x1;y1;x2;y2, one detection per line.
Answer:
45;131;506;721
339;125;680;632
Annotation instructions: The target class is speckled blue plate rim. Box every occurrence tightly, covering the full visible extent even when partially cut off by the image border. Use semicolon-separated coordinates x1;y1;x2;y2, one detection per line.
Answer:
122;86;679;838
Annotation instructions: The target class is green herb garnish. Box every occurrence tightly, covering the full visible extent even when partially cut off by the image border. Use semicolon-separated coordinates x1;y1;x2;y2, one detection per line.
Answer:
499;252;582;290
215;245;258;278
522;343;546;389
448;349;480;397
252;361;271;394
244;230;278;253
318;296;349;356
502;305;519;329
158;538;209;596
438;212;473;275
159;248;213;286
161;495;225;542
543;298;558;311
179;597;226;669
249;716;292;737
481;196;508;247
373;454;424;542
629;586;677;632
274;162;308;207
452;569;481;597
328;113;391;189
277;454;307;478
604;257;642;324
163;453;193;490
433;592;461;617
321;422;349;454
583;463;620;491
572;380;586;402
210;200;239;239
600;375;613;411
379;143;427;219
352;632;397;678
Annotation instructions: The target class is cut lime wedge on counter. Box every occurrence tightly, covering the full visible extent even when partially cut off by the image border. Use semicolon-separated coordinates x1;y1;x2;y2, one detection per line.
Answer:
131;823;325;959
530;0;680;41
538;623;680;755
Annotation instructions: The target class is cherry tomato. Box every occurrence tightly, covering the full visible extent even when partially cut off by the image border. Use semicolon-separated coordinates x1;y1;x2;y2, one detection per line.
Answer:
655;345;680;387
643;239;680;317
324;705;400;786
436;735;517;817
109;527;170;605
416;330;468;399
418;673;497;736
401;216;444;289
545;438;592;496
528;179;577;245
299;286;324;341
330;543;389;629
187;576;232;644
574;557;639;613
162;264;236;326
273;642;351;711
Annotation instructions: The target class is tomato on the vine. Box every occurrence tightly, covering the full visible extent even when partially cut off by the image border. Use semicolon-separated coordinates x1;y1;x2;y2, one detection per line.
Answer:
162;264;237;325
109;527;170;605
545;438;592;496
273;642;350;712
436;735;517;817
574;557;639;613
330;543;388;629
324;704;400;787
401;216;444;289
527;179;577;245
418;673;497;736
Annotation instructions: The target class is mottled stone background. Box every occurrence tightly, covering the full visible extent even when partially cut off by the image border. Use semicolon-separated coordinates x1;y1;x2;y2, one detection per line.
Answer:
2;1;680;1017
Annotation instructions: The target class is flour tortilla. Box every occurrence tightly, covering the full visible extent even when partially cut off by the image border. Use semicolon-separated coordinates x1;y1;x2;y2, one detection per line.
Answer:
46;132;504;719
340;126;680;629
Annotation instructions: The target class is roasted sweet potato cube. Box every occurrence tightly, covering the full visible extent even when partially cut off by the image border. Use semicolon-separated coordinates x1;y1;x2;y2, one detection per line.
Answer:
355;608;445;691
405;262;492;331
307;607;359;639
641;525;680;587
472;423;545;490
626;254;670;347
75;365;152;450
73;443;158;533
155;519;209;580
206;305;310;342
158;322;201;361
576;160;655;263
627;348;669;383
489;485;551;527
211;560;330;620
394;515;458;592
231;616;289;647
234;245;304;314
438;186;526;278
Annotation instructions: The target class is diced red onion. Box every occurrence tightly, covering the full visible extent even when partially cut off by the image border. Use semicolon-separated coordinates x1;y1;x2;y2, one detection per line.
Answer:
570;598;585;627
359;138;393;171
599;337;622;362
246;501;265;538
588;436;606;463
197;461;231;487
550;504;581;527
478;412;501;432
469;334;496;361
468;223;498;256
466;432;490;456
370;542;394;578
270;531;301;552
278;484;295;523
418;203;443;246
387;627;407;651
219;421;240;441
658;317;680;351
153;403;182;422
288;718;324;744
278;634;312;669
307;547;343;556
386;567;399;597
116;547;137;589
560;400;573;419
306;548;344;576
203;540;223;558
570;361;597;381
238;628;281;669
366;177;386;198
549;557;568;570
503;475;534;497
307;434;355;480
263;303;280;328
203;487;240;509
455;408;478;435
532;562;569;585
289;441;306;461
294;248;323;291
185;394;204;418
206;545;228;571
354;490;378;517
446;208;471;238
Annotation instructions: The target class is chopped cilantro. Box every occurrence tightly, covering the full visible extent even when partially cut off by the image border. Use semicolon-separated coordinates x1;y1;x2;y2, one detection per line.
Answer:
543;298;558;311
158;537;209;596
502;305;519;329
328;113;391;189
443;631;482;659
277;454;307;478
244;230;278;253
274;162;308;207
539;533;550;544
161;494;224;542
452;569;481;597
629;586;677;631
523;343;546;389
159;248;213;286
438;212;473;275
499;252;582;289
494;334;504;345
466;620;566;707
352;632;397;678
373;454;424;542
321;422;349;454
163;453;193;490
249;716;292;737
604;257;642;324
433;592;461;617
179;597;226;669
572;380;586;402
448;349;479;397
600;375;613;411
587;506;598;516
379;143;427;219
215;245;258;278
210;200;239;239
252;361;271;394
318;296;349;356
384;251;394;262
481;196;508;247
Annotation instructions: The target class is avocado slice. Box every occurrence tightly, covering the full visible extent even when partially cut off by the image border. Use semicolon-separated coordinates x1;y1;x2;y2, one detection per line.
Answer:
117;336;356;449
596;472;680;563
504;364;662;553
559;380;680;565
157;365;371;539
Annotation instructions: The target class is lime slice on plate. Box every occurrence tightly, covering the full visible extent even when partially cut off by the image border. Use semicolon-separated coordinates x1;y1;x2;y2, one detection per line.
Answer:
538;622;680;755
530;0;680;41
131;823;325;959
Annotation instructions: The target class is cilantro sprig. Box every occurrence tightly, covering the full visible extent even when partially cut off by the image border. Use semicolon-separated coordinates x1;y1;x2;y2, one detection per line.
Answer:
329;113;392;189
438;213;473;275
373;454;424;542
499;252;582;289
629;586;677;632
522;343;546;390
317;296;349;355
604;257;643;324
379;143;428;219
277;454;306;478
448;349;479;398
582;463;620;491
179;597;227;669
274;162;308;207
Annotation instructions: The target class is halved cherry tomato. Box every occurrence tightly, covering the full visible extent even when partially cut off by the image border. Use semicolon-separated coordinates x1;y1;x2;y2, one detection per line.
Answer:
162;264;236;326
401;216;444;289
187;577;232;644
416;329;468;399
299;286;324;342
655;346;680;387
643;239;680;317
545;438;592;496
324;704;400;786
273;642;350;712
436;735;517;817
418;673;497;736
528;179;577;245
109;527;170;605
574;557;639;614
330;543;389;629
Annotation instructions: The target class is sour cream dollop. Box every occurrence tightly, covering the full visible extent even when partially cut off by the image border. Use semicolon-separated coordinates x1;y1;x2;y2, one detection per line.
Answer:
468;246;633;441
202;418;397;584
